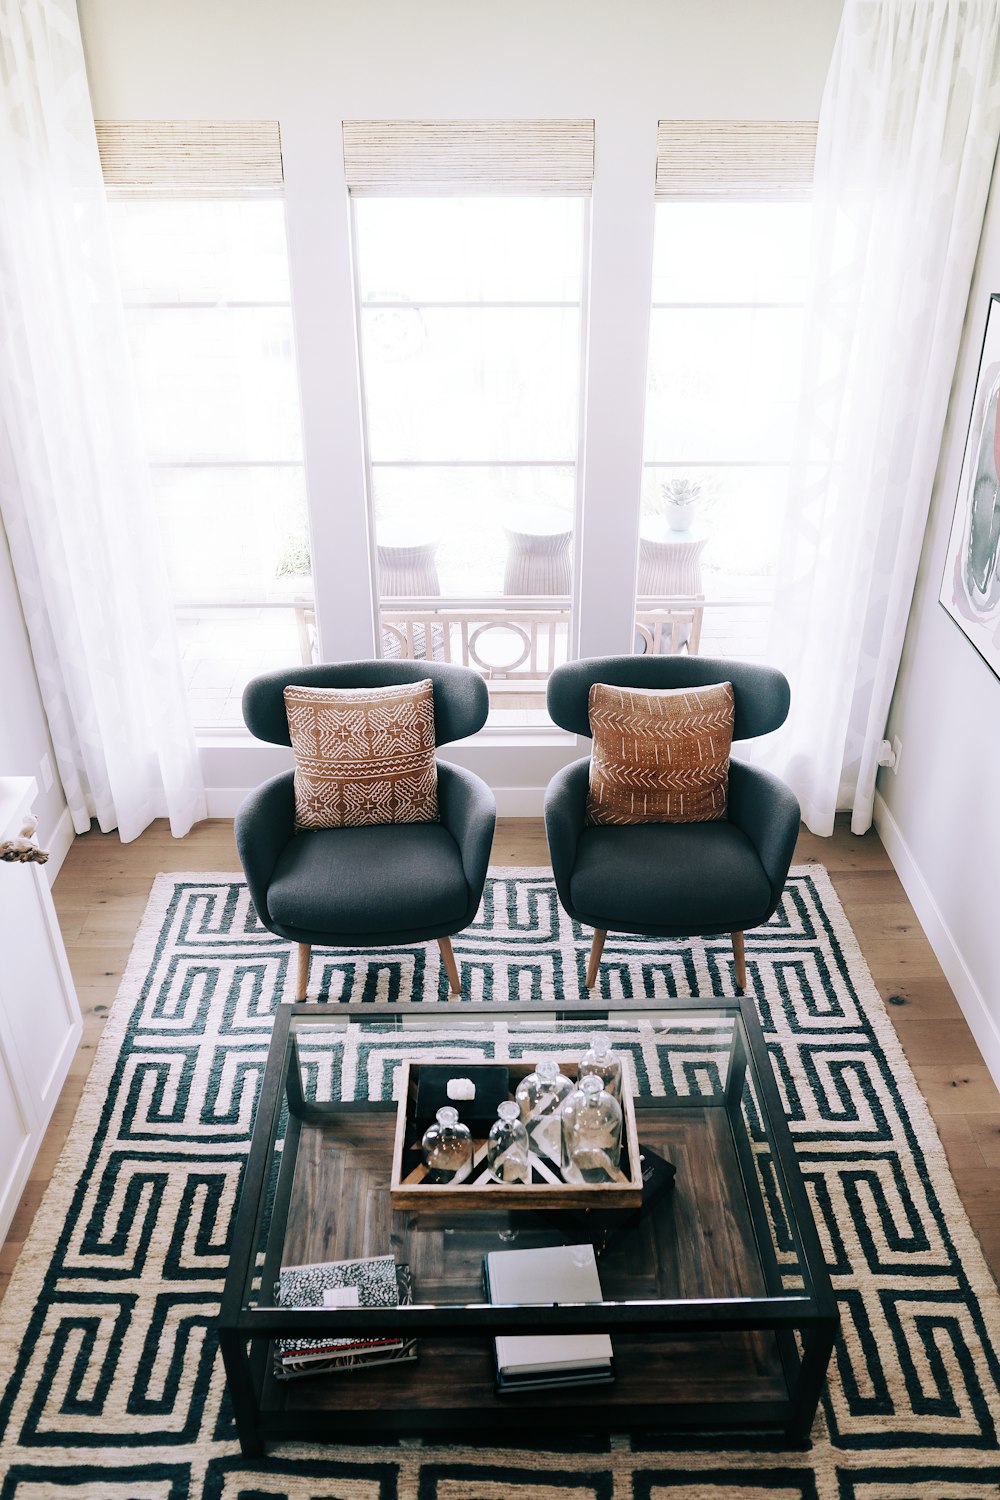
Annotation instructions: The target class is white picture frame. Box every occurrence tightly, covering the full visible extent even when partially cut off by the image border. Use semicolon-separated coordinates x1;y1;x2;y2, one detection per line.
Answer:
940;293;1000;676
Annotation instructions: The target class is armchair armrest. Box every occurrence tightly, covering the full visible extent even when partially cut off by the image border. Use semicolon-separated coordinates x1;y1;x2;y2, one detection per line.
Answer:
436;761;497;918
727;759;801;909
234;770;296;930
543;757;591;917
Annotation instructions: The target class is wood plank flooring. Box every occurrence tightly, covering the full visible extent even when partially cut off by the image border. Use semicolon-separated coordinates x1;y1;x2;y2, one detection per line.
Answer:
1;816;998;1307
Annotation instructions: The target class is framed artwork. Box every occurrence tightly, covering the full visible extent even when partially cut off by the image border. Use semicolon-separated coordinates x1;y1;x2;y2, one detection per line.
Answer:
940;293;1000;676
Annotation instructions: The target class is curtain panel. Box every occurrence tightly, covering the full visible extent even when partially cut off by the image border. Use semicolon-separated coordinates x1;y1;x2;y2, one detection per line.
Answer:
0;0;206;840
767;0;1000;835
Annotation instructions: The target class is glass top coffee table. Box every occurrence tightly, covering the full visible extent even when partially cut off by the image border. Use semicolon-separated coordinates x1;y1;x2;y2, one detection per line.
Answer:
219;999;837;1455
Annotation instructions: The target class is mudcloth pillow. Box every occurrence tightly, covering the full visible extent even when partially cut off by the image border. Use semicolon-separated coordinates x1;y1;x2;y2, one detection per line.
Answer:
585;680;734;825
284;679;438;829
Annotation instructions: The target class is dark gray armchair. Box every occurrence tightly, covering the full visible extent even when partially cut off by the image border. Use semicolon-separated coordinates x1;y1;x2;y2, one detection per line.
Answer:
544;656;800;994
235;661;495;1000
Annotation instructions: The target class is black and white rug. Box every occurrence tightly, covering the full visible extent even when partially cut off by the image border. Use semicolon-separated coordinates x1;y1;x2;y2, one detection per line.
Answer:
1;866;999;1498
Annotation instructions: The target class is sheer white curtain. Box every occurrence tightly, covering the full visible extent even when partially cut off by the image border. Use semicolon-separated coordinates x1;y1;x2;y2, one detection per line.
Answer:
768;0;1000;835
0;0;206;840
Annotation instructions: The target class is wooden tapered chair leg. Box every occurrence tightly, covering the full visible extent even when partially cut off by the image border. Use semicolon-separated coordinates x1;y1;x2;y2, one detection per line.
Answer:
438;936;461;996
296;943;312;1002
585;929;607;990
732;931;746;994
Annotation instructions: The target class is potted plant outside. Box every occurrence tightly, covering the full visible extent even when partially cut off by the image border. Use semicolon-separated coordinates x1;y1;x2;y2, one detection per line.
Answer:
660;477;701;532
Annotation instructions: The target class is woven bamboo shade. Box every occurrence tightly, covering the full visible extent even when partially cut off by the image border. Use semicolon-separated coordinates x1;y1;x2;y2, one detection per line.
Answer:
342;119;594;195
95;121;283;196
655;121;817;202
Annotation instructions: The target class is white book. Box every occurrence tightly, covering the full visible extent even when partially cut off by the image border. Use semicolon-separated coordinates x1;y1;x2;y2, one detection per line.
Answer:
484;1243;614;1377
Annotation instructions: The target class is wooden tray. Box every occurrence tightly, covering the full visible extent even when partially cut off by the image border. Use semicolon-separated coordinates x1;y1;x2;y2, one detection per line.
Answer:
389;1059;643;1210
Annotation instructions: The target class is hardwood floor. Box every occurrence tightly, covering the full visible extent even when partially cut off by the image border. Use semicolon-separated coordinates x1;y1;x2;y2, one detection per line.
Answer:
1;815;998;1305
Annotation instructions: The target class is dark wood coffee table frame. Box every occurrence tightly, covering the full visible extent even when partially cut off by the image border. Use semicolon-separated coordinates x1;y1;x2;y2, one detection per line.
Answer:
219;998;838;1456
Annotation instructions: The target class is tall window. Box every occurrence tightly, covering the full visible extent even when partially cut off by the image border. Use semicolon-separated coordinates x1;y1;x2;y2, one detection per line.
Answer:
637;122;816;660
99;123;309;729
345;121;592;728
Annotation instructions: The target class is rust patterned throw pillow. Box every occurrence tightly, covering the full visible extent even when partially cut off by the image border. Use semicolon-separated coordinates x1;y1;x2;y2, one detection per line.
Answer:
585;681;734;825
284;680;438;830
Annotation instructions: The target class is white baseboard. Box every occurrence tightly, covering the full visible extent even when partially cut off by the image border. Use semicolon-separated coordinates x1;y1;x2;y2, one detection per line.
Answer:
873;789;1000;1091
205;789;248;819
206;786;547;819
43;806;76;885
491;787;546;818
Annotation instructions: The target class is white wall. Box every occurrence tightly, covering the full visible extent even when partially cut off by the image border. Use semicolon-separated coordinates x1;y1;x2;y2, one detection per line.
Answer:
79;1;840;120
0;520;72;872
877;155;1000;1085
77;0;843;812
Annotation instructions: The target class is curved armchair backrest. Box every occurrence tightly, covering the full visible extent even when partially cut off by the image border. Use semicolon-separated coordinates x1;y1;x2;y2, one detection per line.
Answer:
547;656;790;741
242;660;489;747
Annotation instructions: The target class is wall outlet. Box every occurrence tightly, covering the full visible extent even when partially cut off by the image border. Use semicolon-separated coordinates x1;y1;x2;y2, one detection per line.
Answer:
39;753;54;792
890;735;902;776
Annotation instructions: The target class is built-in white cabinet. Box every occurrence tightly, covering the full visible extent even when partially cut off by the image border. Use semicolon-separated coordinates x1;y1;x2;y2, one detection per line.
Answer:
0;778;81;1243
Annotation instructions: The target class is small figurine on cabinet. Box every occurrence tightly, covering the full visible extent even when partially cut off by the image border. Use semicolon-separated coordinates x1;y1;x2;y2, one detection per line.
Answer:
0;813;49;864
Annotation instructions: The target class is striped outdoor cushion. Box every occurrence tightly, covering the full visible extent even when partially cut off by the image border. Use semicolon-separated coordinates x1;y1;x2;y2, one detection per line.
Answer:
585;680;734;825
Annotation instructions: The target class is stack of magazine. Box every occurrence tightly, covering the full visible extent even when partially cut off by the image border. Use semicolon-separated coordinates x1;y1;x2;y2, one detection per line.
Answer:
273;1254;416;1380
483;1242;614;1393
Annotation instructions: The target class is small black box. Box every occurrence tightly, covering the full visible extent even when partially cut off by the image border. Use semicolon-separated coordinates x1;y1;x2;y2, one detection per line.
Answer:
414;1064;510;1133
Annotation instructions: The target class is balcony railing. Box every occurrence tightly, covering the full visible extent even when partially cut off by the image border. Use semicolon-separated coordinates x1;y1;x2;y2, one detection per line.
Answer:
296;595;705;675
174;584;771;728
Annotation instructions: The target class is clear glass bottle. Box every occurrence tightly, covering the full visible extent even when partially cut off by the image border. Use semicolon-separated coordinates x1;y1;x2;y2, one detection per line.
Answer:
578;1032;623;1102
515;1057;573;1120
560;1073;623;1183
487;1100;530;1184
420;1105;473;1181
514;1057;573;1161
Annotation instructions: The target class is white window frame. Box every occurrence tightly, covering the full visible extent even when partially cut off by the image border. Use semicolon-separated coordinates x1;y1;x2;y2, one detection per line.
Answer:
102;113;661;808
638;121;817;652
347;193;594;715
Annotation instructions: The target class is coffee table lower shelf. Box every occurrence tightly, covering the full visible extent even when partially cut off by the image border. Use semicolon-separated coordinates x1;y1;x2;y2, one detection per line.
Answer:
246;1326;792;1446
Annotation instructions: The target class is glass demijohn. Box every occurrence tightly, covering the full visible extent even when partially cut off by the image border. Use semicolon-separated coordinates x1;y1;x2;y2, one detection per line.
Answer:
487;1100;530;1184
514;1057;573;1161
560;1073;623;1184
514;1057;573;1120
578;1032;623;1102
420;1105;473;1181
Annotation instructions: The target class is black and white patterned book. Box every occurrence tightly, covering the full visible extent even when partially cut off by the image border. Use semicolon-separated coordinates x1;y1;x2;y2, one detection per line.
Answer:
274;1256;415;1376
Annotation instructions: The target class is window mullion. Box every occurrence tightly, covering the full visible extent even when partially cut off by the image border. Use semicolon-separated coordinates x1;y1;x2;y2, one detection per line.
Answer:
576;115;658;660
281;116;376;661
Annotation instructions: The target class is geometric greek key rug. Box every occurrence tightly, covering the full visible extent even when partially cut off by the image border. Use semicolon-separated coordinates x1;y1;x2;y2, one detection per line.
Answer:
1;866;999;1499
